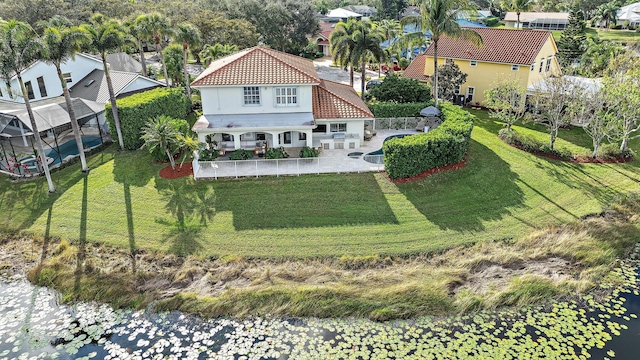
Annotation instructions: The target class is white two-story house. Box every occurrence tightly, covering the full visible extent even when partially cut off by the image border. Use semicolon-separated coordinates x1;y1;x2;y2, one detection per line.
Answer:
191;47;374;153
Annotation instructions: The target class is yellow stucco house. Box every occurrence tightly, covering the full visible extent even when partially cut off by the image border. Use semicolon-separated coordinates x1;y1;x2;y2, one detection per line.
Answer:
419;28;561;106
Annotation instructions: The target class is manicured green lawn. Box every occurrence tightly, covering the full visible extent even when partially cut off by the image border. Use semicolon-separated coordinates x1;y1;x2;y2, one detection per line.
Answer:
552;28;640;44
1;111;639;258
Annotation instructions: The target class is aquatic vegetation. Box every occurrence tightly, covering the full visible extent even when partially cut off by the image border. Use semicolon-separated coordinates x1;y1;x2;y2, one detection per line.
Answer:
0;255;638;359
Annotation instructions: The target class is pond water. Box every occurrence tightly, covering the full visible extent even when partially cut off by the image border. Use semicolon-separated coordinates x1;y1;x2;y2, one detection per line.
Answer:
0;261;638;359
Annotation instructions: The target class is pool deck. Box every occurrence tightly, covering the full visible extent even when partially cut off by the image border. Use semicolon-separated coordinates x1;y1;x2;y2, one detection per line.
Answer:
193;129;420;179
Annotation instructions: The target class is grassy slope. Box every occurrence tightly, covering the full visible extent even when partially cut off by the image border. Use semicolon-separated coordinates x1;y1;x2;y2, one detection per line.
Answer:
1;110;639;259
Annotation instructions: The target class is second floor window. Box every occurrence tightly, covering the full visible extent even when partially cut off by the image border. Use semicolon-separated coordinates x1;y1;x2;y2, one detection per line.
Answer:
243;86;260;105
275;87;297;106
545;57;552;72
25;81;35;100
37;76;47;97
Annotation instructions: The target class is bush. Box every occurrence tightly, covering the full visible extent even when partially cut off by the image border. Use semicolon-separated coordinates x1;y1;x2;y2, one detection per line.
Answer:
398;57;410;69
105;87;192;150
265;147;290;159
199;147;220;161
368;102;434;118
599;143;635;160
481;16;500;27
498;128;573;160
299;146;319;158
383;102;474;179
228;149;254;160
365;74;431;103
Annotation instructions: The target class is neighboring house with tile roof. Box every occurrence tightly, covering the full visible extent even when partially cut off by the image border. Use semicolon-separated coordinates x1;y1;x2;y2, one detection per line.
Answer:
503;12;569;30
191;46;373;152
421;28;561;105
401;54;429;83
313;22;335;57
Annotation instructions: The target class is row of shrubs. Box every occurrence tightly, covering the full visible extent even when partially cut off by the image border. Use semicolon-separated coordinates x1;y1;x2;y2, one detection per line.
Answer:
106;88;192;150
498;128;635;161
498;128;572;160
200;146;319;161
383;102;474;179
369;102;434;118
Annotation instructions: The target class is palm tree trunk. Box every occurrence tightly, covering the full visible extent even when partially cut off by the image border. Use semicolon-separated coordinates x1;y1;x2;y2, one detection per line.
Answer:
103;55;125;150
165;146;176;170
139;40;147;77
349;66;354;87
433;40;439;106
183;44;191;98
18;75;55;193
157;39;170;87
57;66;88;172
517;12;521;29
361;61;367;100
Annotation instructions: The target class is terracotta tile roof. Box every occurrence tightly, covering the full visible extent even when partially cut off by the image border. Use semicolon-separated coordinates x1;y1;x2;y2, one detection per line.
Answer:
313;79;373;119
423;28;554;65
319;22;335;39
401;54;429;82
191;47;320;86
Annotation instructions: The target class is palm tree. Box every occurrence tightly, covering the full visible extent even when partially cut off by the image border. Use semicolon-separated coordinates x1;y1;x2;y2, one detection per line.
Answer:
595;2;620;30
199;43;237;66
140;116;181;170
330;18;360;87
81;14;128;150
501;0;535;29
350;21;385;99
125;19;149;77
0;20;55;192
378;19;402;42
135;13;174;87
174;24;200;98
40;16;91;172
402;0;483;106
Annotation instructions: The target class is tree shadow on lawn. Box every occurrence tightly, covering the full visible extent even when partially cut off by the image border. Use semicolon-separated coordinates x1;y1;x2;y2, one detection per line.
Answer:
154;176;215;256
529;154;640;208
0;150;114;232
399;139;525;232
211;173;399;230
113;150;157;270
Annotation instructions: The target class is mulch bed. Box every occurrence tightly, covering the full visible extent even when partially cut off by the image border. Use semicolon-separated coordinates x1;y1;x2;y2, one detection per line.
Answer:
500;138;634;164
384;158;466;184
159;164;194;179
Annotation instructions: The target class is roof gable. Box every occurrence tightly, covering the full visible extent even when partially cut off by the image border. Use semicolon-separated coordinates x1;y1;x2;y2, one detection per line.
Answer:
191;47;320;87
423;28;553;65
401;54;429;82
312;79;373;119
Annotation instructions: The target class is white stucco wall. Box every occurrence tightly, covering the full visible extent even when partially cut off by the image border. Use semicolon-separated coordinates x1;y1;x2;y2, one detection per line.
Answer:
197;85;314;115
121;77;162;94
0;54;100;103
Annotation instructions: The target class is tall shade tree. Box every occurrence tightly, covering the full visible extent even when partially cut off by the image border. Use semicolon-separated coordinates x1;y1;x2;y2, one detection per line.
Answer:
174;24;200;98
40;16;91;172
199;43;238;66
350;21;385;99
330;18;359;87
125;19;149;77
501;0;535;29
0;20;55;192
81;14;128;150
402;0;483;105
135;13;174;88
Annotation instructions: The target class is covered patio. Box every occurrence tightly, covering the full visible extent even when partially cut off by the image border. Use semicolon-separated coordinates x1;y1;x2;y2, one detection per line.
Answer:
0;97;108;177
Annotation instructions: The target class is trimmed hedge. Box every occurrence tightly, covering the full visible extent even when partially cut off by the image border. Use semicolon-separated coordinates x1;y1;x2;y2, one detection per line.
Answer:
105;87;191;150
368;101;434;118
383;102;474;179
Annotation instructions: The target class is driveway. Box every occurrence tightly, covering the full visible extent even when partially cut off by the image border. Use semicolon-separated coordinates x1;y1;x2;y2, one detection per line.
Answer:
313;57;382;93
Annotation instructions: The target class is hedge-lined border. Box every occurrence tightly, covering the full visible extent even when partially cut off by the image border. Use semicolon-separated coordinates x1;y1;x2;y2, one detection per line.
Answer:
368;102;434;118
383;103;474;180
105;87;191;150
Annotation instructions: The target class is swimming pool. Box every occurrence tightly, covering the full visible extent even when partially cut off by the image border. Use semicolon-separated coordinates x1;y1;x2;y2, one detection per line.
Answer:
363;134;412;163
45;136;103;165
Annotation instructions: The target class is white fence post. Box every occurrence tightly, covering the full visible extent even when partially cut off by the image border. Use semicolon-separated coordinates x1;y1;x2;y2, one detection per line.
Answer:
255;160;258;178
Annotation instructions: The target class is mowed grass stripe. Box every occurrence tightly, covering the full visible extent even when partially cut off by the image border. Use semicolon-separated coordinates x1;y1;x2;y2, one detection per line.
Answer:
1;110;639;258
